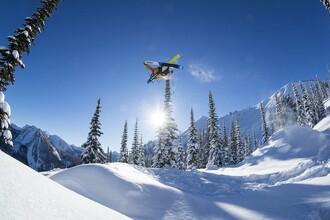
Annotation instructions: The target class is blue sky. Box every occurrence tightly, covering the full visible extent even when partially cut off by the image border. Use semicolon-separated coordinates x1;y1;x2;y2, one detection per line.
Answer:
1;0;330;151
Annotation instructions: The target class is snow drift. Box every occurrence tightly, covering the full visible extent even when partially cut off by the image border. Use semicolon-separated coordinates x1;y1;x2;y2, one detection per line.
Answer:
2;117;329;219
0;150;130;220
50;119;330;220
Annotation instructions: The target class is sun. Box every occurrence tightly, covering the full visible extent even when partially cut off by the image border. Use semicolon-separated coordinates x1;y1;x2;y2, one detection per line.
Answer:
150;110;166;127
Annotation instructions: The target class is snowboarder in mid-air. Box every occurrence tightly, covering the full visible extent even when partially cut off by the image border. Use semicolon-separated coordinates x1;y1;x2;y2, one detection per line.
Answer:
144;54;183;83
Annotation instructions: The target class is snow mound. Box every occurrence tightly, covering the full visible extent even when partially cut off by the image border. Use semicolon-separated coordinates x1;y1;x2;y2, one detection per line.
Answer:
50;125;330;220
0;151;130;220
314;115;330;134
207;126;330;182
51;163;198;220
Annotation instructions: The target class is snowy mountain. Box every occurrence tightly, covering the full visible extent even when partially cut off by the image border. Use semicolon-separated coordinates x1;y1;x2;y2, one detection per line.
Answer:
0;150;131;220
0;124;83;171
48;116;330;220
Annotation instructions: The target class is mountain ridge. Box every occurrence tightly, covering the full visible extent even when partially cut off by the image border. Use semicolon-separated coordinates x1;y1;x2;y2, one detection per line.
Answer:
1;123;83;171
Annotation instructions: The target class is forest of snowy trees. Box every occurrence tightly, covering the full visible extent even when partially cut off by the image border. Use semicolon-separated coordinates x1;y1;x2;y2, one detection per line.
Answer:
107;76;330;170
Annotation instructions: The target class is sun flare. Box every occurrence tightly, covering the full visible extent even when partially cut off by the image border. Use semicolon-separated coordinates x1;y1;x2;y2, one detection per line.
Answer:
150;110;165;127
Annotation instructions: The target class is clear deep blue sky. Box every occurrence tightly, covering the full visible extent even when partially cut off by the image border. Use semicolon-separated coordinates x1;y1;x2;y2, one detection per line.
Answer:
1;0;329;151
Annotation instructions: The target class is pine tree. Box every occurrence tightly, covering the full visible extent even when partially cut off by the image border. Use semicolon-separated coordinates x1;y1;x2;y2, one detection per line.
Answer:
106;147;112;163
119;120;129;163
0;92;12;146
81;99;107;164
281;94;297;127
292;83;308;127
187;108;199;169
0;0;63;146
109;149;112;163
244;134;252;157
253;131;259;151
130;118;140;165
152;127;166;168
229;121;237;164
312;84;327;123
177;133;186;170
162;79;179;168
207;91;222;167
327;77;330;97
202;128;210;167
275;93;284;129
321;0;330;13
316;75;328;100
154;79;179;168
300;81;317;128
260;103;269;144
137;134;145;166
235;112;244;163
196;129;204;168
0;0;63;90
268;111;276;135
222;123;231;165
308;83;320;123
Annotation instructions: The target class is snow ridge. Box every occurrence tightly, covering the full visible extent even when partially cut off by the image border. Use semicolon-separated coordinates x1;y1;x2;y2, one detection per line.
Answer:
49;119;330;220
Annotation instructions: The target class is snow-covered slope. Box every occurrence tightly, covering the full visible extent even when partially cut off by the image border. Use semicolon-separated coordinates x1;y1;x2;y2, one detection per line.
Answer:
50;119;330;220
51;163;187;220
0;150;130;220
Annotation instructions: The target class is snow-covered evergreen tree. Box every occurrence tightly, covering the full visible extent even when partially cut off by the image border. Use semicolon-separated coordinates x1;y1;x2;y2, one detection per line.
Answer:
275;93;284;129
0;0;63;90
253;131;259;151
196;129;204;168
106;147;112;163
327;77;330;98
321;0;330;12
81;99;106;164
281;94;297;127
202;128;210;167
119;120;129;163
0;92;12;146
300;81;317;128
0;0;63;146
207;91;223;167
177;134;186;170
268;110;276;135
137;134;145;166
235;112;244;163
187;108;199;169
316;89;327;121
244;134;252;157
260;103;269;144
162;79;179;168
316;75;328;100
292;83;308;127
130;118;140;165
229;121;237;164
152;128;166;168
222;123;231;165
153;79;179;168
311;83;327;123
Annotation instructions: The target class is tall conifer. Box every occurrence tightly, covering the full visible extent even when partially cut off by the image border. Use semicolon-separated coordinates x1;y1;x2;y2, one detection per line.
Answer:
119;120;129;163
81;99;106;164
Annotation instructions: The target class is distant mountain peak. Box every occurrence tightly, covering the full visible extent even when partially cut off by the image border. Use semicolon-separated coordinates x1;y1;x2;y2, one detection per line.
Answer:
2;124;83;171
